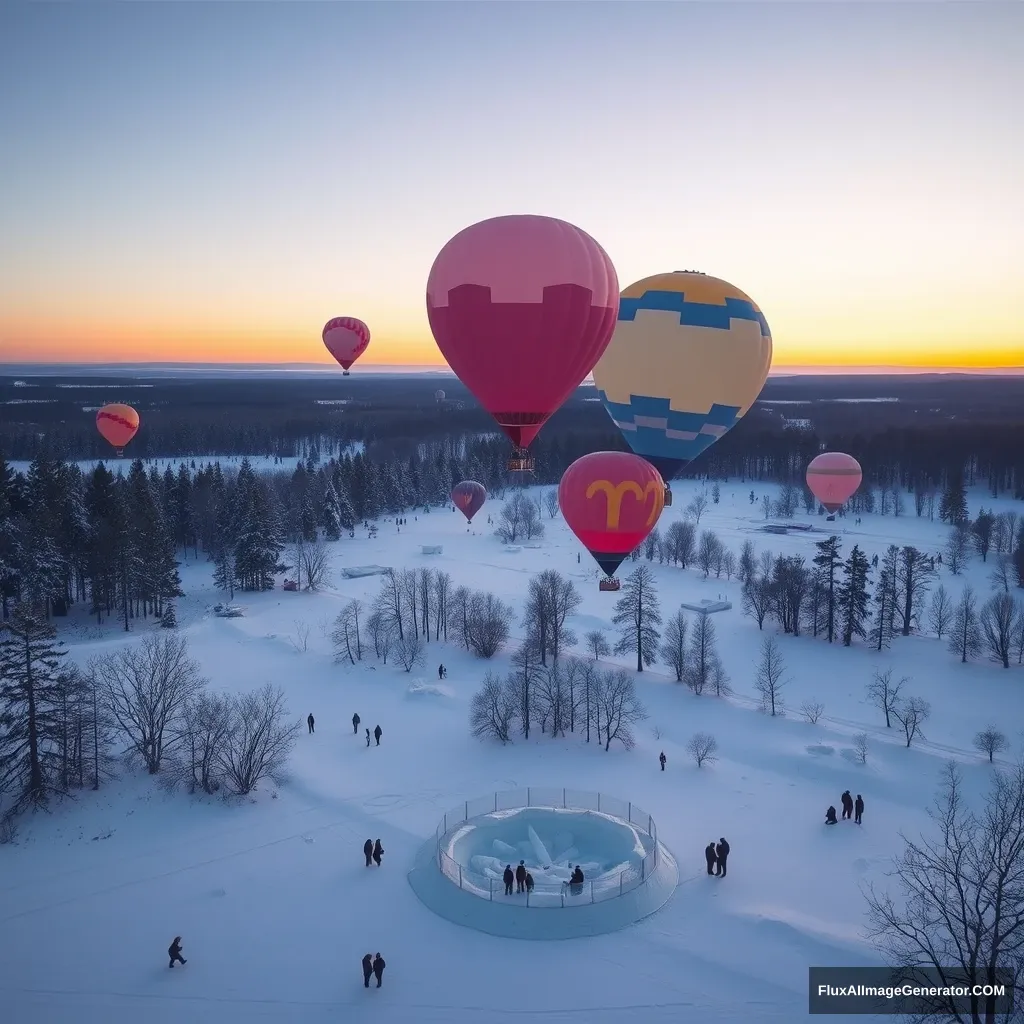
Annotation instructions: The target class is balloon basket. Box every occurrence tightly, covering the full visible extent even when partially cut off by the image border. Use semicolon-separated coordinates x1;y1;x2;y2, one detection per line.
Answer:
826;514;836;521
115;448;124;457
507;448;534;472
663;488;673;507
599;577;621;592
342;370;350;376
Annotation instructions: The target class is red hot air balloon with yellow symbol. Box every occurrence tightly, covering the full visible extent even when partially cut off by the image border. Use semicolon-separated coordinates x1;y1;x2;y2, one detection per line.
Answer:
559;451;665;585
451;480;486;523
806;452;862;513
96;403;140;456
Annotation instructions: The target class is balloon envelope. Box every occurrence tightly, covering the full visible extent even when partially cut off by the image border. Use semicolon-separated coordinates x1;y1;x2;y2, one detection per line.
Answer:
426;214;619;449
435;389;446;401
451;480;486;523
558;451;665;577
96;403;139;451
323;317;370;373
806;452;862;512
593;272;772;482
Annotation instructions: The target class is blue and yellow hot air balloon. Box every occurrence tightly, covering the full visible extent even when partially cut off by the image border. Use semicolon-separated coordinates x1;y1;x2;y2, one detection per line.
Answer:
592;271;772;503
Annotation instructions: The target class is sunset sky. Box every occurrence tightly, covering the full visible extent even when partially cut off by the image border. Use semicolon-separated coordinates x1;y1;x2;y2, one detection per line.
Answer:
2;2;1021;371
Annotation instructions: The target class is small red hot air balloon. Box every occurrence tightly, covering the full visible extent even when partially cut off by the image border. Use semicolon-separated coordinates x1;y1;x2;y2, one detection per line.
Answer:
451;480;486;523
559;451;665;580
806;452;862;513
427;215;619;471
96;403;140;456
323;317;370;375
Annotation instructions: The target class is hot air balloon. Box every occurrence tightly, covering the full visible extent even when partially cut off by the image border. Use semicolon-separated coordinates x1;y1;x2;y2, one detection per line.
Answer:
96;403;139;456
451;480;486;523
435;389;446;402
323;317;370;375
558;451;665;586
592;271;772;505
806;452;862;514
427;215;619;471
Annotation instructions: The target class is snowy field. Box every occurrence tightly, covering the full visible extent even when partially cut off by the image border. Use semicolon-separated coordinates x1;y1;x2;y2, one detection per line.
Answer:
1;478;1022;1024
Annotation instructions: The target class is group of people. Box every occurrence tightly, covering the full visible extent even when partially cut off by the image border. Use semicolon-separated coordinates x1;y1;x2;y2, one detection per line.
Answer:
363;838;384;867
503;861;534;895
361;952;386;988
825;790;864;825
437;664;448;679
704;838;730;877
306;712;383;747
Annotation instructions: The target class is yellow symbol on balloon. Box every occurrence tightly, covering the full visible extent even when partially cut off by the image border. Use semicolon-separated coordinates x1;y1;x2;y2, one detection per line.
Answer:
585;479;663;529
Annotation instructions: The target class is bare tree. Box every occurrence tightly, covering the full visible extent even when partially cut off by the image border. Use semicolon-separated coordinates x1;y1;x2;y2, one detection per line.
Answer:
949;584;983;664
543;489;560;519
365;608;395;664
686;609;723;696
895;546;936;635
696;530;722;579
298;536;332;591
927;584;953;639
289;619;310;653
659;607;689;682
754;634;787;716
760;493;772;519
585;629;610;661
663;520;696;568
523;570;580;665
742;575;774;630
596;668;647;751
394;631;426;672
612;564;662;671
945;524;970;574
686;732;718;766
469;673;518;743
167;691;233;795
535;660;570;737
509;640;544;740
330;600;363;664
432;570;452;642
496;490;544;543
721;549;737;580
973;726;1008;764
894;696;930;748
738;539;757;586
852;733;869;764
979;592;1021;669
417;567;434;641
375;569;407;641
801;700;825;724
990;554;1014;594
864;762;1024;1023
92;633;205;774
866;667;906;729
685;492;709;525
464;591;513;658
219;684;300;795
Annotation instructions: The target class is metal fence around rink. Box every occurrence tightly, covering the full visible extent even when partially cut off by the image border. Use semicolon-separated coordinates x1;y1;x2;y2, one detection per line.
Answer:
435;788;659;908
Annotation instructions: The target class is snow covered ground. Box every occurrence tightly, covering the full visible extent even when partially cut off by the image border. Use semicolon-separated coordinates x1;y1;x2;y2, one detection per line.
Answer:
1;478;1021;1023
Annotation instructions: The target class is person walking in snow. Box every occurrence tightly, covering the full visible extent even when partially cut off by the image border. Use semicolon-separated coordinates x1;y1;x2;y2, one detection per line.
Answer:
363;838;374;867
362;952;374;988
442;665;447;679
438;663;444;680
515;861;526;893
372;953;385;988
705;841;717;875
352;712;360;734
715;838;730;877
841;791;853;820
365;728;371;747
854;794;864;824
373;724;382;746
372;838;383;866
825;805;838;824
503;864;514;895
659;751;666;771
307;713;315;734
168;936;187;968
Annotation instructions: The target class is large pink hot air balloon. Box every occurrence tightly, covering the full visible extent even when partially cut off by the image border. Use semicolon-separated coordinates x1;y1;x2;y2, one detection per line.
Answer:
427;215;619;470
323;317;370;375
806;452;862;513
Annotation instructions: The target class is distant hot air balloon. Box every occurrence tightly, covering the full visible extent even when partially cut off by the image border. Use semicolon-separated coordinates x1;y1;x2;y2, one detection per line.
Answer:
558;451;665;582
806;452;862;513
451;480;486;523
593;271;772;505
427;215;619;471
96;403;139;456
323;317;370;375
435;389;446;402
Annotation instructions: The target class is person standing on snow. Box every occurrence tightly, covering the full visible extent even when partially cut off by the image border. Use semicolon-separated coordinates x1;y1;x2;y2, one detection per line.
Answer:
372;953;386;988
515;861;527;893
438;663;444;680
841;791;853;820
374;724;382;746
362;952;374;988
705;841;717;875
525;871;534;895
854;794;864;824
363;838;374;867
168;936;187;968
659;751;666;771
366;727;371;747
352;712;360;734
372;838;383;866
503;864;514;895
307;713;315;734
715;838;730;877
825;805;838;824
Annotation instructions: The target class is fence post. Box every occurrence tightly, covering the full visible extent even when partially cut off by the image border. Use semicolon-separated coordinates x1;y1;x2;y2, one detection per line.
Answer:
590;881;594;904
562;788;566;808
648;813;652;836
528;786;531;805
464;800;468;820
628;801;632;822
620;872;623;897
494;791;497;812
597;792;601;812
444;812;447;832
459;864;463;888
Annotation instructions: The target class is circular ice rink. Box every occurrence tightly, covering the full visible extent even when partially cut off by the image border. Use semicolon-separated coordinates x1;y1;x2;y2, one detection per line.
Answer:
407;789;678;940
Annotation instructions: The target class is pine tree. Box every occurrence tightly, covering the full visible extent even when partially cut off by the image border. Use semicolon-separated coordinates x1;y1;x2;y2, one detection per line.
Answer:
812;535;842;643
1012;522;1024;588
0;604;70;817
939;469;968;524
870;544;899;650
0;456;21;619
174;463;197;556
85;464;122;623
837;545;871;646
233;462;282;591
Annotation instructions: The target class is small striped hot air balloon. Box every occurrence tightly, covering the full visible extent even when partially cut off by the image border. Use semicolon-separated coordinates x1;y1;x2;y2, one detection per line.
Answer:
96;403;140;456
451;480;486;523
806;452;862;513
323;317;370;375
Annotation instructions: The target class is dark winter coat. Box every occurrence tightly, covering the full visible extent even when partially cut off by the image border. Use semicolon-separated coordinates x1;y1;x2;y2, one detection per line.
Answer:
372;839;383;861
372;955;386;978
854;796;864;815
525;873;534;891
716;840;730;863
362;954;373;979
169;938;182;958
704;843;717;866
841;791;853;811
353;714;360;727
374;725;382;739
364;839;373;856
503;866;514;886
307;714;314;725
825;806;838;823
515;863;526;883
571;867;584;883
